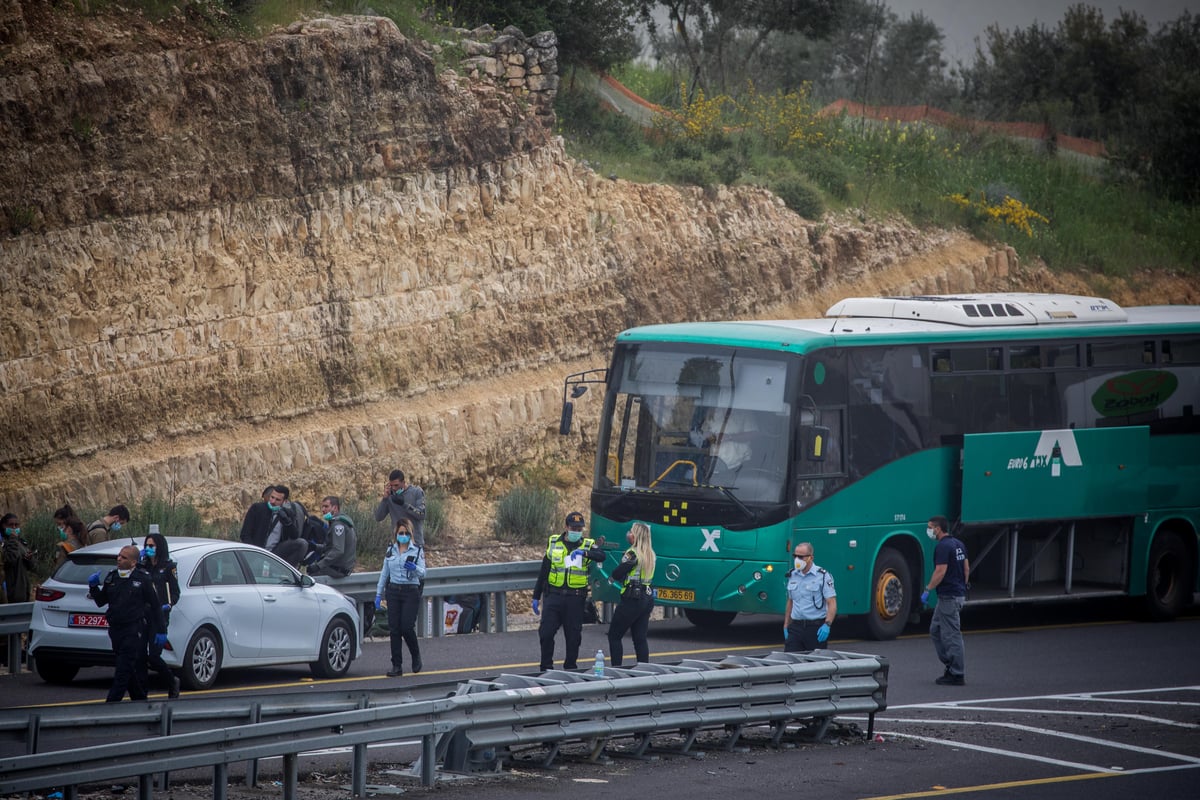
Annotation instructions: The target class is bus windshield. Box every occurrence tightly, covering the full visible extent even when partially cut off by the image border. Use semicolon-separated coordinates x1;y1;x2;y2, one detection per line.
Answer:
598;344;797;503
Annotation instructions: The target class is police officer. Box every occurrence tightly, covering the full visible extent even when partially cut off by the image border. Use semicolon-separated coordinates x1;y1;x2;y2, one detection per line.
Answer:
89;545;166;702
532;511;605;671
140;532;181;698
308;496;358;578
783;542;837;652
606;521;657;667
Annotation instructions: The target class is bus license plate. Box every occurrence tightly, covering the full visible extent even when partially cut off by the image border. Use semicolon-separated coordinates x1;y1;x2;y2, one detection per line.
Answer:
69;613;108;628
655;588;695;602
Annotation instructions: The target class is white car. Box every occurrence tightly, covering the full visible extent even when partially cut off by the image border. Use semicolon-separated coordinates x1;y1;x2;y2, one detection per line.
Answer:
30;537;360;690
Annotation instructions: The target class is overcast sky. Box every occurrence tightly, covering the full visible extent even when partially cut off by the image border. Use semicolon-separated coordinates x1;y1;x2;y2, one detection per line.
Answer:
884;0;1198;64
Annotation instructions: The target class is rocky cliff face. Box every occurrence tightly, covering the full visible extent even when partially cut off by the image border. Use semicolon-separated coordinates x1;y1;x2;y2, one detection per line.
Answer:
0;4;1170;519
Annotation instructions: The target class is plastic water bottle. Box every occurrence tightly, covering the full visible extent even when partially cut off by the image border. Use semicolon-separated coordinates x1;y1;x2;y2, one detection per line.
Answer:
593;648;606;677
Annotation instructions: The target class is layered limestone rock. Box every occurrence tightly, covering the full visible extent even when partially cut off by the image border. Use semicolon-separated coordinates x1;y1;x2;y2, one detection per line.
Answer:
0;7;1056;518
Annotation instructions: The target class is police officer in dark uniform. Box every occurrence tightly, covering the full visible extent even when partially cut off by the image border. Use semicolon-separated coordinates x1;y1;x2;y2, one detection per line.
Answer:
606;521;657;667
532;512;605;671
783;541;837;652
89;544;166;703
140;532;181;698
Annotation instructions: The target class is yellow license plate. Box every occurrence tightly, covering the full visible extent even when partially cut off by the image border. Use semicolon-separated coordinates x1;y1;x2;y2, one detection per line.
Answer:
655;588;695;602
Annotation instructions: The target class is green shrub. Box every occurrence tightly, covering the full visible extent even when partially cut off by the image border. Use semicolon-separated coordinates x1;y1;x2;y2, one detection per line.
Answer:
666;158;717;189
493;485;558;545
797;155;851;200
772;176;825;219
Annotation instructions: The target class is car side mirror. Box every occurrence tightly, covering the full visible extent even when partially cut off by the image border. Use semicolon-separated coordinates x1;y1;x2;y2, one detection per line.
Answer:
300;574;315;588
559;402;574;435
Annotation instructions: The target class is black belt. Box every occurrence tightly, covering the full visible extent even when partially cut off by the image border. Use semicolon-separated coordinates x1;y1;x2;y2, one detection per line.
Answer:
622;584;653;598
547;586;588;596
790;618;826;627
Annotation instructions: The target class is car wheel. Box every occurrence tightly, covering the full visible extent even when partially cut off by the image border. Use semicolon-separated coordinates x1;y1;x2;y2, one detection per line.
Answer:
35;660;79;685
310;617;354;679
866;547;911;640
181;627;222;690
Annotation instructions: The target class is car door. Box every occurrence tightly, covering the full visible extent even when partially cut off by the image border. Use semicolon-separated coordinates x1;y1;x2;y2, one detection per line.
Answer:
237;548;323;660
193;550;263;660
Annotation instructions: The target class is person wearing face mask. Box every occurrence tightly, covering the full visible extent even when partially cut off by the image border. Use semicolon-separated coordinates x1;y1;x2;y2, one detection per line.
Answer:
308;496;357;578
375;521;425;677
921;515;970;686
139;533;182;698
2;513;36;603
606;522;657;667
239;485;278;548
783;542;837;652
374;469;427;548
86;504;131;544
531;511;606;672
54;517;87;567
88;545;166;702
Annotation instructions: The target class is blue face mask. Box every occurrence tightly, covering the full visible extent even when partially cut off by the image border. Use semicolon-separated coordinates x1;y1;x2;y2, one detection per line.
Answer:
111;521;122;532
58;528;67;541
2;527;16;537
564;529;583;544
267;502;281;512
396;534;411;545
144;546;156;558
323;512;333;521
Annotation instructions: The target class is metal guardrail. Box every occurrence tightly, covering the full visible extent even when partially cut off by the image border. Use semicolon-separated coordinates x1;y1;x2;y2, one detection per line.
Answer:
0;650;889;797
0;603;33;676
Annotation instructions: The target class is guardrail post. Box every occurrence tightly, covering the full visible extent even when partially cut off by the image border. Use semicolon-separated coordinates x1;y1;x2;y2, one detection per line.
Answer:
213;762;228;800
352;695;367;797
25;712;39;755
246;702;262;786
282;753;297;800
493;592;507;633
421;733;436;786
138;773;153;800
159;704;175;789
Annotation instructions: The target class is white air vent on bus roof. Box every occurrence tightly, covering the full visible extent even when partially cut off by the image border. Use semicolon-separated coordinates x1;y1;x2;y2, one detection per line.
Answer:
824;294;1127;326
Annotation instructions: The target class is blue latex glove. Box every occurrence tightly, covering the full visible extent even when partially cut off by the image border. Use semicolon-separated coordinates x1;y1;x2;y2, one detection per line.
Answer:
571;549;585;559
920;590;930;605
140;548;150;560
88;571;101;587
374;595;382;610
817;623;831;643
532;598;540;616
403;560;417;571
782;626;789;642
154;633;168;647
162;604;171;612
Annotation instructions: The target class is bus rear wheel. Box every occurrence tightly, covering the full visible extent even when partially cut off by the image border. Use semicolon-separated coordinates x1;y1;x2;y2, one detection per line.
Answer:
866;548;911;640
1144;531;1194;621
683;609;737;629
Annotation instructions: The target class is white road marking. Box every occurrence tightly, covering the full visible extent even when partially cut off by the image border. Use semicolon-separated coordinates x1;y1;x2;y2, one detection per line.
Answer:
874;730;1119;773
902;705;1200;729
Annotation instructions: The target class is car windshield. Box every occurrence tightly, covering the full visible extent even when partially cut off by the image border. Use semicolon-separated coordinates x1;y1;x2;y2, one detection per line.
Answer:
57;555;118;584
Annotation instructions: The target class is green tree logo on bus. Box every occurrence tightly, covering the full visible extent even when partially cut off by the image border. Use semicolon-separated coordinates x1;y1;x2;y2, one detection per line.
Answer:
1091;370;1178;417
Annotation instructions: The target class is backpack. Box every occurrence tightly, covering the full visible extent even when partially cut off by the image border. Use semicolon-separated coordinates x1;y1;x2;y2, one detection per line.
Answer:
302;514;326;547
279;501;307;540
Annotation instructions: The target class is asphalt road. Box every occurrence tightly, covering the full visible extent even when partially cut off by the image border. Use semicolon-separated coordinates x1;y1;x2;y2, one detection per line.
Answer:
4;600;1199;799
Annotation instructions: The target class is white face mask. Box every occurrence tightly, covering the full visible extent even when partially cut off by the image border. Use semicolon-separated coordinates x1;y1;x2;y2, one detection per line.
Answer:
926;527;937;540
118;569;133;578
794;556;809;571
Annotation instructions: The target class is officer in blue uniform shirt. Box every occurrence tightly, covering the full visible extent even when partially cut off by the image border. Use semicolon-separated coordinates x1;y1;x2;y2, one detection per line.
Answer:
783;542;837;652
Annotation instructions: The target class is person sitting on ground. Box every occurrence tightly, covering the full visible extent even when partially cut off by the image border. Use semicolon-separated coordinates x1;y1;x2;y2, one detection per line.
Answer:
308;495;357;578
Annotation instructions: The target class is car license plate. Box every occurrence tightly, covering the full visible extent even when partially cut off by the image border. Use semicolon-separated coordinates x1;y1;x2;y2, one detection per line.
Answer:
69;613;108;628
655;588;695;602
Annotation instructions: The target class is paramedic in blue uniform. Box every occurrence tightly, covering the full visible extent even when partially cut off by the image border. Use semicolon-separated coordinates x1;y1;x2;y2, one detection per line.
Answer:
88;544;167;702
532;511;605;671
783;541;837;652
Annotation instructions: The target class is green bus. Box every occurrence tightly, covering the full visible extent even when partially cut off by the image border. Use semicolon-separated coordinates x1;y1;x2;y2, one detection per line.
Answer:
560;293;1200;638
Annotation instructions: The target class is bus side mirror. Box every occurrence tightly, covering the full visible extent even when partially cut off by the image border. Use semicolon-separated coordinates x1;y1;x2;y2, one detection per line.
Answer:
807;426;829;461
559;402;574;435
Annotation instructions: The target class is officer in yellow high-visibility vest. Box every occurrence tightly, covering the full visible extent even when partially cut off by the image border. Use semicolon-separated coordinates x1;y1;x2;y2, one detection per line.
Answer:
532;511;605;671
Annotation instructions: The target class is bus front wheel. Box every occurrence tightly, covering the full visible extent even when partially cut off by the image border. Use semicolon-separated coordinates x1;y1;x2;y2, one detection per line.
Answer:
1144;531;1194;621
866;548;911;640
683;609;737;629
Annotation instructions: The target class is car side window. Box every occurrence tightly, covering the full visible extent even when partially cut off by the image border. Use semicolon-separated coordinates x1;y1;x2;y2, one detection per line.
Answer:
192;552;247;587
240;550;294;585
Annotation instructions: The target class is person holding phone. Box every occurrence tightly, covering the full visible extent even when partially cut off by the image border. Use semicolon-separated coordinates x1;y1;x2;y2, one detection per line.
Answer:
374;520;425;677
